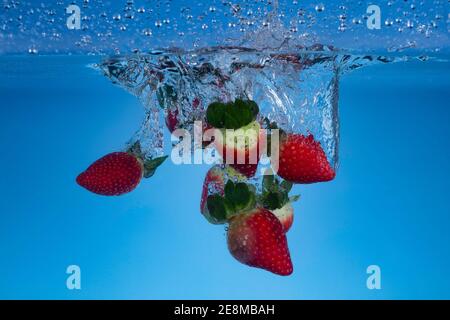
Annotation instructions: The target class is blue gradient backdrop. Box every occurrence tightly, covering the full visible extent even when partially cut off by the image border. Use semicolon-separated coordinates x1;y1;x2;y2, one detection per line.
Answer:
0;55;449;299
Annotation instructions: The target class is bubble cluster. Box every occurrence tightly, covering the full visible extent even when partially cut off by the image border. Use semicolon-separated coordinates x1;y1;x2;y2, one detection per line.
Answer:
0;0;447;55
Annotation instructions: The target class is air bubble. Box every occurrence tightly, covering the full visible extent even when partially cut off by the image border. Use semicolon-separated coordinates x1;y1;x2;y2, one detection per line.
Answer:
28;47;38;54
315;4;325;12
142;28;152;36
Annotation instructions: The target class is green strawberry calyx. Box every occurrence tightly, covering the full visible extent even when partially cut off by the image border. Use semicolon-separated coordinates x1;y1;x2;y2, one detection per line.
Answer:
259;170;300;210
206;180;256;223
206;99;259;130
127;141;168;179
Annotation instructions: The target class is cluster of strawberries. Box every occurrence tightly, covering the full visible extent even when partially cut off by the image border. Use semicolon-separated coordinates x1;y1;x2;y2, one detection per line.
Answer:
76;99;335;276
199;99;335;276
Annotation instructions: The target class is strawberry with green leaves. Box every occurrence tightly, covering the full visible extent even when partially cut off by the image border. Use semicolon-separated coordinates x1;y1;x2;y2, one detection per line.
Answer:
206;99;263;178
259;172;299;232
200;165;226;223
277;134;335;184
76;142;167;196
200;165;248;224
207;181;293;276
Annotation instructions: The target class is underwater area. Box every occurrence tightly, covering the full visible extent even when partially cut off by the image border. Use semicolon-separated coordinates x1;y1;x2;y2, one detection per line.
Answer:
0;0;449;299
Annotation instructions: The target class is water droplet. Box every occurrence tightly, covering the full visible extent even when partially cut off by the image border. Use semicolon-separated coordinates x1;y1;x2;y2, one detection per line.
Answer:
142;28;152;36
315;4;325;12
338;23;346;32
137;7;145;14
112;14;121;21
385;19;394;26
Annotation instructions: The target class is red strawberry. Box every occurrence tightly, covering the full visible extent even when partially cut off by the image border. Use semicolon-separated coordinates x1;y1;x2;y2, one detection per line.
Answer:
77;142;167;196
206;99;262;178
77;152;143;196
200;166;226;223
165;108;179;133
200;166;246;224
277;134;335;184
214;121;263;178
165;97;202;134
232;163;258;178
272;203;294;232
227;208;293;276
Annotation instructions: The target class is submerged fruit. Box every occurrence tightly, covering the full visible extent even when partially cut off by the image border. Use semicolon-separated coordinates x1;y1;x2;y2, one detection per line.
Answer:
77;142;167;196
206;99;262;177
227;208;293;276
200;165;226;224
76;152;143;196
272;203;294;232
214;120;263;178
277;134;335;184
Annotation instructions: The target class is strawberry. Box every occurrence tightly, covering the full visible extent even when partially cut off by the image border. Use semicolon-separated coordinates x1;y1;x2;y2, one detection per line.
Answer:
76;142;167;196
206;180;293;276
259;171;299;233
272;203;294;232
165;108;179;133
214;120;263;178
200;166;226;224
200;166;246;224
277;134;335;184
165;97;202;134
227;208;293;276
206;99;262;178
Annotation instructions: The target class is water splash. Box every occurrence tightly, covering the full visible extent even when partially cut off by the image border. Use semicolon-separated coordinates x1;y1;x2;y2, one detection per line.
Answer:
95;46;414;165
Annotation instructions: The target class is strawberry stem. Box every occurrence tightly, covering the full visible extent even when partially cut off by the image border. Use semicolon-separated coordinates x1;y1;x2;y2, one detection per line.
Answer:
127;141;168;179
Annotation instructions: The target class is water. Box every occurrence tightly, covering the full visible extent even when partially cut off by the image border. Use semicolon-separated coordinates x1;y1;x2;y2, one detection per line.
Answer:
1;0;450;299
97;46;345;165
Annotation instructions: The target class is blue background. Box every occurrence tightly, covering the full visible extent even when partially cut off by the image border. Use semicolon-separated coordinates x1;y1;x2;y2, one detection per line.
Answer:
0;55;449;299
